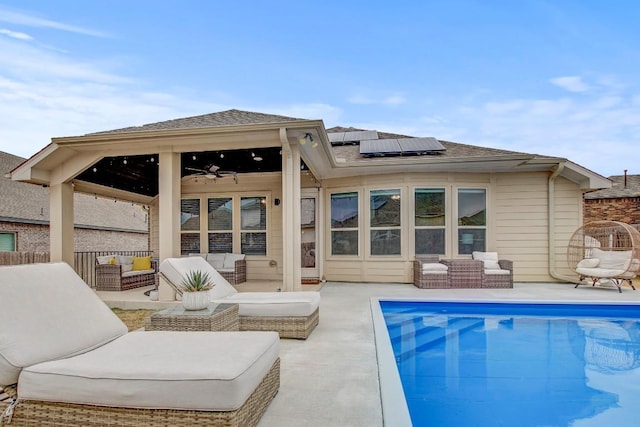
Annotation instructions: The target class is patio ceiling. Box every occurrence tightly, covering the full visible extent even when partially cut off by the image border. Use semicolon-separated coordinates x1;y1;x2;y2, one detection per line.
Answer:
74;147;287;197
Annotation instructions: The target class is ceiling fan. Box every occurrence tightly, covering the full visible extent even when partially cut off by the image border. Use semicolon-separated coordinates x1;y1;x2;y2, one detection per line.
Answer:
183;164;238;184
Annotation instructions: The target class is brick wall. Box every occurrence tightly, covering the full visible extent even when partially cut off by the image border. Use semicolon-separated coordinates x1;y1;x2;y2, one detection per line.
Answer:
0;221;148;252
584;197;640;224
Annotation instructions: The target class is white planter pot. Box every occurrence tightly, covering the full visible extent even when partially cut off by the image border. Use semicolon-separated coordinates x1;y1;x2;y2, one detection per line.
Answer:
181;291;210;310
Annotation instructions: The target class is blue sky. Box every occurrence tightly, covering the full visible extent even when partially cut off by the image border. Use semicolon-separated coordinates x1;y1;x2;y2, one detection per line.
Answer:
0;1;638;177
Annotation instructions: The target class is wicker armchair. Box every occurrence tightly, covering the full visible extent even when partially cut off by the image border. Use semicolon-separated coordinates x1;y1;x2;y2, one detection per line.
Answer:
413;256;449;288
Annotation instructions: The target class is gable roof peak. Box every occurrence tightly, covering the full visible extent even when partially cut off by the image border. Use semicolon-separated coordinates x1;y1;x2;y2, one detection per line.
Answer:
92;109;308;135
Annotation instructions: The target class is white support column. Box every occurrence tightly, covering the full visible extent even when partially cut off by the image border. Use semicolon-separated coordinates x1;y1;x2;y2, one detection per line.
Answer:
280;128;302;291
158;151;181;301
49;182;74;265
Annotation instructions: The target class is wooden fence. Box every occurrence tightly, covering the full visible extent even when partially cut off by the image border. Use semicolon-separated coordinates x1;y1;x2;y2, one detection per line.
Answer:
0;251;155;289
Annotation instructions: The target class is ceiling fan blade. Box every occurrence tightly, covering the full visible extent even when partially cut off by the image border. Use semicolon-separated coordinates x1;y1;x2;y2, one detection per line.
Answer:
184;166;206;173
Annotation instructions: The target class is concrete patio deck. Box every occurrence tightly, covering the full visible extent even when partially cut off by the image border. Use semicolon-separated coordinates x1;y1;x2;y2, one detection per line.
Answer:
99;281;640;426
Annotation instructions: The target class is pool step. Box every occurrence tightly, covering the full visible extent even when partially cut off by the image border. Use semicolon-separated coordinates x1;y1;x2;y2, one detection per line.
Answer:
389;317;485;363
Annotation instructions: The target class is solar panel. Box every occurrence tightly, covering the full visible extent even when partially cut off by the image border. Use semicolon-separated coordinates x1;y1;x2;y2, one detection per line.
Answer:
328;132;345;143
343;130;378;142
360;139;401;156
329;130;379;145
398;137;445;154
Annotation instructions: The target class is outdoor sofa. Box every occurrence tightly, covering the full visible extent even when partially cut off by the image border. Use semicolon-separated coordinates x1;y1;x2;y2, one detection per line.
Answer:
95;254;157;291
0;262;279;426
413;252;513;289
160;256;320;339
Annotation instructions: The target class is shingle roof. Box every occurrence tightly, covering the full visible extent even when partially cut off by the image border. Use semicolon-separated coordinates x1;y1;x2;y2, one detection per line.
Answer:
584;174;640;199
92;109;307;134
1;151;148;231
325;126;530;163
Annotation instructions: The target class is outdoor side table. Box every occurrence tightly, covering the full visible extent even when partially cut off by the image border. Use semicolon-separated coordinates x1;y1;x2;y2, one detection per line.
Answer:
144;303;239;331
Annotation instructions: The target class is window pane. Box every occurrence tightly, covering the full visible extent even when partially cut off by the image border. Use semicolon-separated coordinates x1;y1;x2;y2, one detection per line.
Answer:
208;233;233;253
241;232;266;255
371;189;400;227
458;229;486;254
458;189;486;226
415;229;445;255
331;230;358;255
331;192;358;228
415;189;445;226
0;233;15;251
181;199;200;231
181;234;200;255
371;230;401;255
208;198;232;231
241;197;266;230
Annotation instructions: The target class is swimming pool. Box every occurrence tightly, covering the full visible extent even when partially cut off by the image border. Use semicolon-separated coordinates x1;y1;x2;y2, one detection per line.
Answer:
372;299;640;427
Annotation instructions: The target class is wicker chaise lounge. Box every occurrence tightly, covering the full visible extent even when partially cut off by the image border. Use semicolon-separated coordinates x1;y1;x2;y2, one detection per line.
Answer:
160;257;320;339
0;263;280;427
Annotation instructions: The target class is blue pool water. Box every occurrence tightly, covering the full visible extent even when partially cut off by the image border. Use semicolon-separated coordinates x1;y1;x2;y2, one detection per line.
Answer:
380;301;640;427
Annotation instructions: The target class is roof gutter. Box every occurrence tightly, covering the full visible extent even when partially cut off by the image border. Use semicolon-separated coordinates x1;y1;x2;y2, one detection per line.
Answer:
548;162;578;283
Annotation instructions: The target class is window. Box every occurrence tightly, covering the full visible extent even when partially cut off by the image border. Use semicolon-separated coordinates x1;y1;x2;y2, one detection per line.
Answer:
457;188;486;254
208;197;233;253
241;197;267;255
415;188;445;255
180;199;200;254
0;232;16;251
370;189;401;255
330;192;358;255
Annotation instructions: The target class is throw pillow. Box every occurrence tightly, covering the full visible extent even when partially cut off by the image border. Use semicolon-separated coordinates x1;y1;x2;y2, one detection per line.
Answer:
577;258;599;269
132;256;152;271
108;257;118;265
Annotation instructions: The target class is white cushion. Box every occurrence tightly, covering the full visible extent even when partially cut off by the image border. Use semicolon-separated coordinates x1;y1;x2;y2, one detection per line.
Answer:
207;253;226;270
219;292;321;317
576;267;626;278
96;255;117;265
188;253;207;259
577;258;600;269
591;248;630;270
472;251;499;262
117;255;134;265
223;253;245;269
422;263;448;272
160;257;237;299
483;260;502;270
0;263;127;386
19;331;279;411
121;269;155;278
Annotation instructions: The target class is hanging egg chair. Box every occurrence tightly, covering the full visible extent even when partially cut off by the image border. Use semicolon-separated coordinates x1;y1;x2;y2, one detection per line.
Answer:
567;220;640;292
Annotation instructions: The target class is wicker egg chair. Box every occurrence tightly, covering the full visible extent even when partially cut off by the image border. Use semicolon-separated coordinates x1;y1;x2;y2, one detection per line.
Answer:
567;220;640;292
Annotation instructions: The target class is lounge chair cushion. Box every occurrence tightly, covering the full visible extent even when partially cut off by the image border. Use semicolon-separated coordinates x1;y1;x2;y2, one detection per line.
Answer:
0;263;128;386
218;292;321;317
18;331;279;411
160;256;238;299
160;257;320;317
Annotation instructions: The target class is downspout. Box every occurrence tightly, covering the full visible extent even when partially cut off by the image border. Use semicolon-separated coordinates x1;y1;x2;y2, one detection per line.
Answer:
548;162;577;282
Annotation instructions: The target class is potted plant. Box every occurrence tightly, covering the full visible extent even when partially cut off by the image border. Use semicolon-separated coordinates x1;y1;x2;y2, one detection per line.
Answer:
180;270;214;310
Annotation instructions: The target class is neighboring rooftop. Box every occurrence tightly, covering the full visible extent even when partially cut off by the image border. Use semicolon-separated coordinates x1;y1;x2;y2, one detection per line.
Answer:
584;174;640;199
